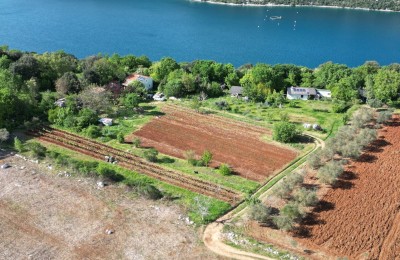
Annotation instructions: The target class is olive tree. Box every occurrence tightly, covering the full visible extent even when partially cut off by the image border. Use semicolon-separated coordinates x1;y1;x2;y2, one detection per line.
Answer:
317;160;344;185
249;203;273;224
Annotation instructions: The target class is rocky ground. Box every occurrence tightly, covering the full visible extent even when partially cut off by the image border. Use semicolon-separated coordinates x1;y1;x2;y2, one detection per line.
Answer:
0;150;222;260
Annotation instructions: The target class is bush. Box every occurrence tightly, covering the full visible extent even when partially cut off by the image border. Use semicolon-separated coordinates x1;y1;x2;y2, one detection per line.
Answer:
377;111;393;124
273;122;299;143
97;164;124;182
280;202;305;221
215;100;230;110
307;152;323;169
136;183;163;200
26;142;47;158
274;182;292;199
218;164;232;176
317;161;344;185
340;141;361;159
117;132;125;143
293;188;318;207
273;215;295;231
144;148;158;162
201;150;213;167
367;99;383;108
356;128;377;148
14;137;24;153
351;107;374;129
184;150;197;166
249;203;272;224
132;137;141;148
332;100;349;113
85;125;101;138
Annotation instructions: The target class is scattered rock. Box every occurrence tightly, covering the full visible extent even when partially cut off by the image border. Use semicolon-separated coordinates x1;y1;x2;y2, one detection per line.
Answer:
105;229;114;235
20;166;26;170
97;181;105;188
1;163;11;169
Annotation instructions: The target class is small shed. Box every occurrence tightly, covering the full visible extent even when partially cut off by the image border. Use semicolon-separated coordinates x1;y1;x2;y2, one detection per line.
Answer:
230;86;243;97
316;89;332;99
287;86;317;100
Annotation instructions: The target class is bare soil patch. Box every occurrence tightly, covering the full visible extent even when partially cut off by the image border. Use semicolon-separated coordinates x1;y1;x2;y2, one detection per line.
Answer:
129;104;297;182
0;151;221;260
247;116;400;259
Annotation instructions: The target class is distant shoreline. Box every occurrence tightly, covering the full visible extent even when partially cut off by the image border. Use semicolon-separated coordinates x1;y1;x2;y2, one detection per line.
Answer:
190;0;399;13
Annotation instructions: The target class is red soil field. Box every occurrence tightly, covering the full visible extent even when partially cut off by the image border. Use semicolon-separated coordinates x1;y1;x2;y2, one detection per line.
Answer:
129;104;297;182
298;116;400;259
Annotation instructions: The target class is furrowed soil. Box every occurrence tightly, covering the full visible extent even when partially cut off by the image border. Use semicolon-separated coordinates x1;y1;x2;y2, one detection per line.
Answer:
129;105;297;182
0;151;222;260
301;117;400;259
249;116;400;259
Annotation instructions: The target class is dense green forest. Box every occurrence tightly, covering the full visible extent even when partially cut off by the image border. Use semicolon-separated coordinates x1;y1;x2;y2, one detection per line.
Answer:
0;45;399;131
200;0;400;11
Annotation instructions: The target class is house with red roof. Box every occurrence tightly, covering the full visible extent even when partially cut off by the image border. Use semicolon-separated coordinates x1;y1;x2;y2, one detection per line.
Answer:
122;74;153;91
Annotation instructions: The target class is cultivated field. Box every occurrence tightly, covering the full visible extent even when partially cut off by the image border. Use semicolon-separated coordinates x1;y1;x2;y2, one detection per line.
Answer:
130;104;297;182
29;127;241;205
247;116;400;259
299;116;400;259
0;152;221;259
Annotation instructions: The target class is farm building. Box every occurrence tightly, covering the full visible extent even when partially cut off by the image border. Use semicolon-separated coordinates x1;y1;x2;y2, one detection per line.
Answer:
123;74;153;91
286;86;317;100
230;86;243;97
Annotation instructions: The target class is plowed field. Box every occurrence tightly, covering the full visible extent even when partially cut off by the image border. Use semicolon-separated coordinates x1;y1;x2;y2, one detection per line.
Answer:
300;116;400;259
130;104;297;182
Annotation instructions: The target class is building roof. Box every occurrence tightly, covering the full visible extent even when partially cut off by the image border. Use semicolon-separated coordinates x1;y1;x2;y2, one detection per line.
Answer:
230;86;243;95
287;86;317;96
123;74;152;86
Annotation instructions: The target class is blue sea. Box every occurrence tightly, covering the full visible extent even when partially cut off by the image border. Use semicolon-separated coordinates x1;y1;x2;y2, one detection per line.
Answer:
1;0;400;67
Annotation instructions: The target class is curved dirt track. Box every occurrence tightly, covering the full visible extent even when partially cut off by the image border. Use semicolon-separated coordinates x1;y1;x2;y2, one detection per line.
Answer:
131;104;297;182
300;117;400;259
202;134;323;260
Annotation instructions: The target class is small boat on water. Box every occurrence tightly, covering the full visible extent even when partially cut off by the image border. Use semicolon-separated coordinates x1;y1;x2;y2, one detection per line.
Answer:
270;16;282;20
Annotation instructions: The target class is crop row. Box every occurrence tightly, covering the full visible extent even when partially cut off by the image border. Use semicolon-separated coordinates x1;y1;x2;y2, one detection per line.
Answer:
30;127;241;204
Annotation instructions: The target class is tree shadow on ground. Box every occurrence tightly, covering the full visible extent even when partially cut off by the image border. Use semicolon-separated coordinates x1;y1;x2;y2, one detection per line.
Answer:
141;105;166;116
357;153;377;163
313;200;335;213
364;138;391;154
332;179;354;190
295;134;314;144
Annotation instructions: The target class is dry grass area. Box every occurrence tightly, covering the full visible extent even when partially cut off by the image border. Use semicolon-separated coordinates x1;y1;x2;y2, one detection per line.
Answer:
0;151;222;260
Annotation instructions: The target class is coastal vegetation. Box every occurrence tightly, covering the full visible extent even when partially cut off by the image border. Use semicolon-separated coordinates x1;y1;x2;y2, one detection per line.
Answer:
200;0;400;11
1;45;399;226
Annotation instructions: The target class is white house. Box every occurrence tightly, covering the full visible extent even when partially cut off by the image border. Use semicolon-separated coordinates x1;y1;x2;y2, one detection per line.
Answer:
123;74;153;91
286;86;317;100
316;89;332;99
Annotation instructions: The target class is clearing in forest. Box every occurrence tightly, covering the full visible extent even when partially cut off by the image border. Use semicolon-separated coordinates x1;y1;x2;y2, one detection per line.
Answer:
129;104;297;182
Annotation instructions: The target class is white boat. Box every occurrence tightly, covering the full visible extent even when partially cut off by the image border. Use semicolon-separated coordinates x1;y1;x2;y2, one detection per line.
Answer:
270;16;282;20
